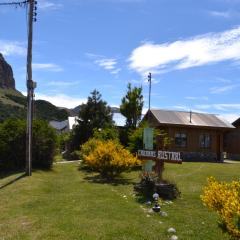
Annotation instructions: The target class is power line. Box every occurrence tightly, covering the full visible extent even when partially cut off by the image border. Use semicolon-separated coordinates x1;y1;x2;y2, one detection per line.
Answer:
0;0;28;7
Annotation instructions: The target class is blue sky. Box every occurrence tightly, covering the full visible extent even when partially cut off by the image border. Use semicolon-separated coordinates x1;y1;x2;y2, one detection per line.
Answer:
1;0;240;122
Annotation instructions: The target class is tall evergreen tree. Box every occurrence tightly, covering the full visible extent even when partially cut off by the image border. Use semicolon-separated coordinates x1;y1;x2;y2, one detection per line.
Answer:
71;90;113;149
120;83;144;128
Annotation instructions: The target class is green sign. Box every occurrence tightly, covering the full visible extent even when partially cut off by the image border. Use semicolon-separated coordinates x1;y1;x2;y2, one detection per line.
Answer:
142;160;155;172
143;128;153;150
142;128;154;173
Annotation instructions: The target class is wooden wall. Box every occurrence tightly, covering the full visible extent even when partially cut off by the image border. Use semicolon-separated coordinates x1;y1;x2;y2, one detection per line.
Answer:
224;126;240;158
156;126;224;161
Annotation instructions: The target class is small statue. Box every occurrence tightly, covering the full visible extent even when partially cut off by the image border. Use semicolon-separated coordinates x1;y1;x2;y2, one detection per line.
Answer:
152;192;161;212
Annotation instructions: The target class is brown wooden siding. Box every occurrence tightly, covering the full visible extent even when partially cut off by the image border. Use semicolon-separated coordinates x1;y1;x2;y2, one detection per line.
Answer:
158;126;223;152
224;126;240;155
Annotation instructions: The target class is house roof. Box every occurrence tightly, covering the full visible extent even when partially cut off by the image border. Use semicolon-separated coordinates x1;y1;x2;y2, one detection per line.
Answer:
113;113;126;127
146;109;235;129
49;120;68;131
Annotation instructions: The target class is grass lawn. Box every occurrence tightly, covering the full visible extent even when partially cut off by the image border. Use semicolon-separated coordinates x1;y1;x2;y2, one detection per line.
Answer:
0;162;239;240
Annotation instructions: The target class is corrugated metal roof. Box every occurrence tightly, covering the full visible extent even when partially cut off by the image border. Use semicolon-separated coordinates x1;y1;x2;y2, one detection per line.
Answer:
113;113;126;127
149;109;235;129
49;120;68;130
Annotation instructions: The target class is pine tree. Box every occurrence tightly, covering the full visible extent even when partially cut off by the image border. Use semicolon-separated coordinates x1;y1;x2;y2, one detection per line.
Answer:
120;83;144;128
71;89;113;148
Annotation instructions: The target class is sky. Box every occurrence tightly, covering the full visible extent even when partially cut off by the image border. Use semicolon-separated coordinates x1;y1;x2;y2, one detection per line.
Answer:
0;0;240;123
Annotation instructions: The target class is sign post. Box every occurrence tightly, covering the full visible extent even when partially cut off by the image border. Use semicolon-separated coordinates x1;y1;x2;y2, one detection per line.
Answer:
139;129;182;181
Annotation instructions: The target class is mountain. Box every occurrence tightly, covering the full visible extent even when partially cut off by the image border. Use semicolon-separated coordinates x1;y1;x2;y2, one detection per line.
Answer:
0;89;69;122
0;53;15;89
0;53;69;122
70;104;120;116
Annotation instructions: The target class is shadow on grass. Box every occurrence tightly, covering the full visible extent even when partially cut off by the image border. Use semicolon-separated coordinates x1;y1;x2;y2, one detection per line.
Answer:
0;172;26;190
79;163;137;186
83;173;136;186
0;169;25;180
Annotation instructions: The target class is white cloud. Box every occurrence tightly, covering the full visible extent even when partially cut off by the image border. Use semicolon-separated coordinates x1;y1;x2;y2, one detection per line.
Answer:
88;54;122;75
185;96;209;101
209;10;231;18
220;113;239;123
209;84;239;94
95;58;117;70
45;81;79;87
129;26;240;75
32;63;63;72
33;93;86;108
196;103;240;111
0;40;26;56
38;0;63;10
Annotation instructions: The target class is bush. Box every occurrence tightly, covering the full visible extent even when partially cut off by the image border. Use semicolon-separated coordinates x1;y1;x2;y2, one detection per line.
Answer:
80;138;102;162
128;122;171;153
32;120;57;169
93;127;119;141
70;150;81;160
84;140;140;180
0;119;26;170
0;119;57;171
201;177;240;239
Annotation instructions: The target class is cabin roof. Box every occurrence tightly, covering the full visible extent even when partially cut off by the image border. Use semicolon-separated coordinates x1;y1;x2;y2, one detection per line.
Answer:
146;109;235;129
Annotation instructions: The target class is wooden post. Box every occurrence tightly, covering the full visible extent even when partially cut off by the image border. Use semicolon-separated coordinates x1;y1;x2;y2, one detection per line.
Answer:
26;0;34;176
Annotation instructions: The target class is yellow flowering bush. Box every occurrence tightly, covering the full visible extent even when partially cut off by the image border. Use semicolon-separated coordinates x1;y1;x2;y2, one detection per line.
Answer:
201;177;240;239
80;138;102;163
84;140;140;180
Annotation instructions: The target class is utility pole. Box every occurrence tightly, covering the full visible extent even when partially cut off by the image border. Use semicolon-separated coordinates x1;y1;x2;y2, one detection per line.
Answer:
26;0;37;176
0;1;37;176
148;72;152;122
148;72;152;111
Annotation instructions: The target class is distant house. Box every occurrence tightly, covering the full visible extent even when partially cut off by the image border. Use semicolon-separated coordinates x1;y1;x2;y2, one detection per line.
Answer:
224;117;240;160
49;116;78;133
143;109;235;162
113;112;126;127
49;113;126;133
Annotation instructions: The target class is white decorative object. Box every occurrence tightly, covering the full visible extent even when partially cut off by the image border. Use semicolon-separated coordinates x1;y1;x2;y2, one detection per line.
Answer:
160;211;168;217
167;228;176;234
170;235;178;240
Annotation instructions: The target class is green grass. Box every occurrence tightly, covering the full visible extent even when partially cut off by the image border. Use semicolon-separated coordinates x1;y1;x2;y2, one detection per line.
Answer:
0;162;239;240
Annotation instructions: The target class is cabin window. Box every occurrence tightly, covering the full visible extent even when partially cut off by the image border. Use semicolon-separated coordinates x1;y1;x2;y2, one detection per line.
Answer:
199;134;211;148
175;133;187;147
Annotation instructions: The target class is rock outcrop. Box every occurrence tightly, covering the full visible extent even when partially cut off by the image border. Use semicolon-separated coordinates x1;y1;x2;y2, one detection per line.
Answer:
0;53;15;89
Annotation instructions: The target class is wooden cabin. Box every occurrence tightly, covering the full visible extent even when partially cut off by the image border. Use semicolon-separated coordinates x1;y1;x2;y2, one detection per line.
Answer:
224;117;240;160
143;109;235;162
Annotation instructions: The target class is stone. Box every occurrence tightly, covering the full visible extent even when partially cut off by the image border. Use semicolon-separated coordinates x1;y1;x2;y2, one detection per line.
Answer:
170;235;178;240
167;228;176;234
148;209;153;213
0;53;15;89
146;200;152;205
160;211;168;217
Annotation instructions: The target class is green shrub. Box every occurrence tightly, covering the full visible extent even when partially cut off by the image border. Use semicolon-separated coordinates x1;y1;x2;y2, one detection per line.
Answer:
69;150;81;160
0;119;57;171
128;122;171;153
93;127;119;141
32;120;57;169
0;119;26;170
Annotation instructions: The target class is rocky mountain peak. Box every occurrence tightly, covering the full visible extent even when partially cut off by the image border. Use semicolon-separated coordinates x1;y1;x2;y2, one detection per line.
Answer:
0;53;15;89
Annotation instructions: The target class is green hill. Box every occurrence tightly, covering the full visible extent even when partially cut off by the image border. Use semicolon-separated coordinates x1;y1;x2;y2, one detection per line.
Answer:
0;89;69;122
